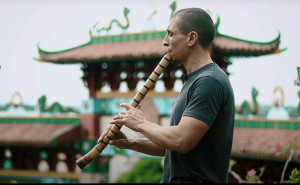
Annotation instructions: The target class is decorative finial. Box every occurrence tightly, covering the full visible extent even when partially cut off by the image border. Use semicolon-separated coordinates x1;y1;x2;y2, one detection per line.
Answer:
147;0;157;19
169;1;177;20
294;67;300;86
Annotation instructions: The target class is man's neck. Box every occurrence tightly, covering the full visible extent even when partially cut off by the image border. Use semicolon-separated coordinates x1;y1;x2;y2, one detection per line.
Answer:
184;49;213;74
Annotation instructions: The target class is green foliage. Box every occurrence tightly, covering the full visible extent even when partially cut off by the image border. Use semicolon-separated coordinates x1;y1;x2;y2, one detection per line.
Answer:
231;140;300;183
245;175;256;182
230;159;236;167
116;157;163;183
283;168;300;183
259;167;265;174
229;159;265;183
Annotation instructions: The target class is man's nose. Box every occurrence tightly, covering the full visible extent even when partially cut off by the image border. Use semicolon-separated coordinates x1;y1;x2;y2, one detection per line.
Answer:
163;36;169;47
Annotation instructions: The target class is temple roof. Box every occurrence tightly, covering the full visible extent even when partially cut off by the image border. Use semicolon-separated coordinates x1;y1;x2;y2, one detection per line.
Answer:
36;17;285;64
232;118;300;161
232;127;300;161
38;38;167;63
211;16;284;57
0;118;81;146
212;34;282;57
1;115;300;161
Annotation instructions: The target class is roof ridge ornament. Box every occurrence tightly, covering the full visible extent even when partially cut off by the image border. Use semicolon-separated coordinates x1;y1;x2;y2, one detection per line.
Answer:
144;0;158;31
147;0;157;20
169;1;177;20
38;95;79;114
89;7;130;36
235;87;259;116
10;91;23;108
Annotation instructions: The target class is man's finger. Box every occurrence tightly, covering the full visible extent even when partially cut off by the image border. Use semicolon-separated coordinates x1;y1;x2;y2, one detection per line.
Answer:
97;124;112;144
119;103;134;110
113;113;125;120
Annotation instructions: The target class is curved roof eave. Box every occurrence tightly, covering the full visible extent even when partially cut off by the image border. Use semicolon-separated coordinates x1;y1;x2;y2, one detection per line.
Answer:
213;18;286;57
216;31;281;45
215;15;282;45
37;40;92;54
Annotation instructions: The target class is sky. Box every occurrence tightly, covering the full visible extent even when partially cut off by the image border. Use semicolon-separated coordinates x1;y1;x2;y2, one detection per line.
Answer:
0;0;299;109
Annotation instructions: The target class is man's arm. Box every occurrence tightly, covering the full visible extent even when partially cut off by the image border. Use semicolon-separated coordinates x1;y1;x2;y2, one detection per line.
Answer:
111;137;166;156
110;103;210;154
98;124;166;156
138;116;210;153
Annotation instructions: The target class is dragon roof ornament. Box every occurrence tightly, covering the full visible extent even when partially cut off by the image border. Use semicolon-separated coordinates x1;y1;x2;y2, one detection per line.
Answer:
89;1;177;37
89;7;130;36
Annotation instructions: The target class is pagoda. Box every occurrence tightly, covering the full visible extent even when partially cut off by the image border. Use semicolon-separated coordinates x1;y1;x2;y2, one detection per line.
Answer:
37;15;284;96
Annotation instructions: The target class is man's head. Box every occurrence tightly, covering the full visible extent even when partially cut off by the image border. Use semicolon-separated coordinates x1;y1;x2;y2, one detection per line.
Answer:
172;8;215;49
163;8;215;65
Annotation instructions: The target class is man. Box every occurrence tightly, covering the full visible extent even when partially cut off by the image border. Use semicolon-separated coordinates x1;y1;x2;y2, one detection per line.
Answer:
98;8;235;183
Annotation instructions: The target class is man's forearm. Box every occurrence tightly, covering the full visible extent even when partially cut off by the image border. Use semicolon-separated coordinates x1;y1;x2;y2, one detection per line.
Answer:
128;138;166;156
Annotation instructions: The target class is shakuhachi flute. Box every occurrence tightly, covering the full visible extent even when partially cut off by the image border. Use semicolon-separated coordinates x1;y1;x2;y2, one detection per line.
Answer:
76;52;172;169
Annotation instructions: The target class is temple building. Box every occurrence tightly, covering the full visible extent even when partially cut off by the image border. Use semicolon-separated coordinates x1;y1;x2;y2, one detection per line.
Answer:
1;1;299;183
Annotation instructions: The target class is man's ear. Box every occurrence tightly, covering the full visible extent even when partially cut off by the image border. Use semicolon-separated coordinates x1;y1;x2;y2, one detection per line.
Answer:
187;31;198;46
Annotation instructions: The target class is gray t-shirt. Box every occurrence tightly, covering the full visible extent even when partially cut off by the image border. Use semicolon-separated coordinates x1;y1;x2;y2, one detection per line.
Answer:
161;63;235;183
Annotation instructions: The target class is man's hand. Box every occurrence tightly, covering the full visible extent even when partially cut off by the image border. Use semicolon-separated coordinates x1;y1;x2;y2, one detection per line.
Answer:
97;118;130;150
109;103;145;132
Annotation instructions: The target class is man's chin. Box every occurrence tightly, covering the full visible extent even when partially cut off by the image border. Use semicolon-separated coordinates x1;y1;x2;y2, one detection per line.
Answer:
170;59;182;67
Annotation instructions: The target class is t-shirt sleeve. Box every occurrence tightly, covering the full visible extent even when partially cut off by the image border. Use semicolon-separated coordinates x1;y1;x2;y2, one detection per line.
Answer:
182;77;224;127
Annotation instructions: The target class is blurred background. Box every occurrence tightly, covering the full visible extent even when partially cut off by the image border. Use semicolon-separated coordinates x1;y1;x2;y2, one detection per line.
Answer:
0;0;299;183
0;0;299;108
